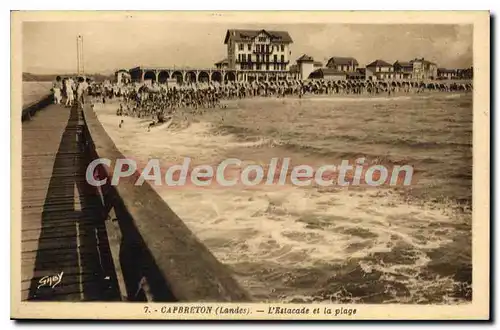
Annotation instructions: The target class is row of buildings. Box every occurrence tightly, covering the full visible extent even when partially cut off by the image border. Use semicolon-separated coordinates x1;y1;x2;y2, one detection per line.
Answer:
119;28;472;84
216;29;473;82
298;56;472;81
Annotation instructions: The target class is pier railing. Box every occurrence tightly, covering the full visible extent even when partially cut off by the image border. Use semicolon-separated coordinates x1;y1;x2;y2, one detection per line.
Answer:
81;101;251;302
22;94;53;121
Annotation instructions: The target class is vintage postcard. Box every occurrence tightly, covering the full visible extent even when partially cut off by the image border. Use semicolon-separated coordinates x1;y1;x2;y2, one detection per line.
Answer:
11;11;490;320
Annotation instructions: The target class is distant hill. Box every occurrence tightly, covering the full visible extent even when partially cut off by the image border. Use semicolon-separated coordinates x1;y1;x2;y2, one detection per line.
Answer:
22;72;115;82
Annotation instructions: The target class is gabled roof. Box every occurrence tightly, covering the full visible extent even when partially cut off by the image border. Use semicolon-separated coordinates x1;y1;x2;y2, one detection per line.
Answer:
394;60;413;67
297;54;314;62
224;29;293;44
410;58;436;66
312;68;347;76
366;59;392;67
326;57;359;66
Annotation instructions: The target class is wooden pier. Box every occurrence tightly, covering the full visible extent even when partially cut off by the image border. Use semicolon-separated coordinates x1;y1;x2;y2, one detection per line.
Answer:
19;97;250;304
21;102;120;301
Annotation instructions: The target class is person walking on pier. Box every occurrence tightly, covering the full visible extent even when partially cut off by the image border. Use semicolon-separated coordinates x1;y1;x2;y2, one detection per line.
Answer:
76;77;88;107
64;77;75;107
52;76;63;104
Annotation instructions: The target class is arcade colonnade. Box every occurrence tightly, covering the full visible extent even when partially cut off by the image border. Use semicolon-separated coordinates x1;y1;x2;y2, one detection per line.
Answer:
128;67;300;84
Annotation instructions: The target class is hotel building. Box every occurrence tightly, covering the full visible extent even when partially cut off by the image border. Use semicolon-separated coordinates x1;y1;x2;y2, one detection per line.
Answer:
223;29;293;72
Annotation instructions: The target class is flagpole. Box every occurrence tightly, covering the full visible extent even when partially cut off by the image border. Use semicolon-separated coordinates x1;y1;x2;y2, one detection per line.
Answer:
81;35;85;76
76;35;80;75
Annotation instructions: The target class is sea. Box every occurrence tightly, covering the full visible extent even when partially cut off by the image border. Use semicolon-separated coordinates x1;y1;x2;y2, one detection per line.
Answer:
95;92;472;304
22;81;53;107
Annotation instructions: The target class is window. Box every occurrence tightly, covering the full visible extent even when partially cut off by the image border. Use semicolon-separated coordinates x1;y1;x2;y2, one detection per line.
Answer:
259;37;266;42
247;54;252;62
238;54;241;62
281;44;284;51
274;54;277;62
247;44;251;51
266;54;269;62
239;43;243;51
266;45;270;53
257;64;261;70
266;64;269;71
281;55;284;62
242;54;246;62
256;55;260;63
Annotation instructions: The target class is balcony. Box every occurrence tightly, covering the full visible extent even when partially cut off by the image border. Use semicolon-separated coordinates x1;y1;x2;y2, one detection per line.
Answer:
253;48;273;54
235;59;290;64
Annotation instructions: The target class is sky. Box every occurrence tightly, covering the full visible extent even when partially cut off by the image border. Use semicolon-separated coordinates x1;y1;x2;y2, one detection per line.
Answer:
23;21;473;74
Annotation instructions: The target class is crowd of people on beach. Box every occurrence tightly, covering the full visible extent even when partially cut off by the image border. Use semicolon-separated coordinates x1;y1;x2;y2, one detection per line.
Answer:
53;75;473;129
90;78;473;104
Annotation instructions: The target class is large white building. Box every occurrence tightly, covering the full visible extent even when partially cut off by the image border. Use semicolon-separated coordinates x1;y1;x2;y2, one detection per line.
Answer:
223;29;293;72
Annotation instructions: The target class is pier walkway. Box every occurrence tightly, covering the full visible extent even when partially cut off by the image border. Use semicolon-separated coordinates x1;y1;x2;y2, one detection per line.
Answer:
21;102;120;301
19;96;250;304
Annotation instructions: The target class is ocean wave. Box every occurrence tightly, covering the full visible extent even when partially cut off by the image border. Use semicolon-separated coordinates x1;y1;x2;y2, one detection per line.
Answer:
94;97;472;304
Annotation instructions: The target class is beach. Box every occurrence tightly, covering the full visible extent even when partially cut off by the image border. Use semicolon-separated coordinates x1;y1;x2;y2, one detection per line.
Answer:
94;92;472;304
